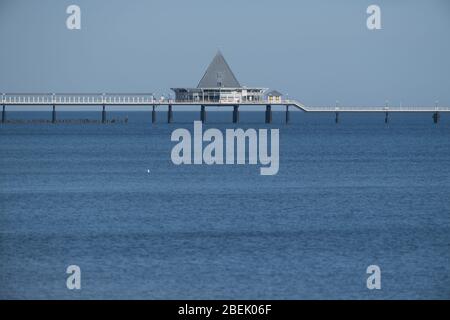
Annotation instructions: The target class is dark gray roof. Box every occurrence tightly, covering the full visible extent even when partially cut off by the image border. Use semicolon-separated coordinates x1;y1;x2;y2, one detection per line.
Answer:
197;51;241;88
266;90;283;97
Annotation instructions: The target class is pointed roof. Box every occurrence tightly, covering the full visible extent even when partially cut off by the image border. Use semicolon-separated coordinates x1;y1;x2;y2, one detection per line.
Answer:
197;51;241;88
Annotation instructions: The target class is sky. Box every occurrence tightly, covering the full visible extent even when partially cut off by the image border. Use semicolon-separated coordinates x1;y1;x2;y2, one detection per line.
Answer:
0;0;449;106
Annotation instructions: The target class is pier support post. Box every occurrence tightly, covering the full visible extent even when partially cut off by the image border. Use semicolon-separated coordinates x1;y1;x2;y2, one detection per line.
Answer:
285;105;290;124
233;105;239;123
168;104;173;123
152;105;156;123
433;111;440;124
265;105;272;124
102;105;106;123
385;111;389;124
335;112;339;124
2;105;5;123
201;105;206;123
52;105;56;123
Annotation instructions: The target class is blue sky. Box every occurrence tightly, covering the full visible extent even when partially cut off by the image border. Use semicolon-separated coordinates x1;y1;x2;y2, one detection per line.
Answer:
1;0;449;106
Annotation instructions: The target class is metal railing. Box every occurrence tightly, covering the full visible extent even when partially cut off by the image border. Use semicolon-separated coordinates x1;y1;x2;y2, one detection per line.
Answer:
0;93;156;105
305;105;450;112
0;94;297;106
0;94;448;112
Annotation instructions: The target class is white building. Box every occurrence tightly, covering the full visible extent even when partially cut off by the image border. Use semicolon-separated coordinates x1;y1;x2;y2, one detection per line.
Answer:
171;51;267;104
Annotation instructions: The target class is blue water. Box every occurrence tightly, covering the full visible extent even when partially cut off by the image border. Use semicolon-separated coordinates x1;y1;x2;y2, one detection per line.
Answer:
1;110;449;299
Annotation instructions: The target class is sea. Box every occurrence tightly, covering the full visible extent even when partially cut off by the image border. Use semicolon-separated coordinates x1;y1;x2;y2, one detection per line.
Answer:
0;109;449;299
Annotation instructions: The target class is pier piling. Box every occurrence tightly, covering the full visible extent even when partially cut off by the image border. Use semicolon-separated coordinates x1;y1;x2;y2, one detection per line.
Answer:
52;105;56;123
2;105;5;123
433;111;440;124
152;105;156;123
201;105;206;123
233;105;239;123
265;105;272;124
285;105;290;124
102;105;106;123
168;104;173;123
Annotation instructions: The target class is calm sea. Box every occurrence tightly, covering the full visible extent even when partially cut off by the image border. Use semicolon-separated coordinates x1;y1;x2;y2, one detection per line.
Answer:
0;110;449;299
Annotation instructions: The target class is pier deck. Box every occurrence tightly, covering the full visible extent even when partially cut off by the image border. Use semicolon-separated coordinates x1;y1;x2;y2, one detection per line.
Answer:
1;93;448;124
1;93;448;112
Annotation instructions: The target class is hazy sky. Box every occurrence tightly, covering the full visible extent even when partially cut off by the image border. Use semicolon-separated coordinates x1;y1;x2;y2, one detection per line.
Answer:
1;0;449;106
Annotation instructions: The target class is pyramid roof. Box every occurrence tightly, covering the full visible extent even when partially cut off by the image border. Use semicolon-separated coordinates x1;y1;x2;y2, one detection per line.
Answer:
197;51;241;88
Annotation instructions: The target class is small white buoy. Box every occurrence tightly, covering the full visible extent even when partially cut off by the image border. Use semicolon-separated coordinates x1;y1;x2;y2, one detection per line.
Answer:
147;169;150;173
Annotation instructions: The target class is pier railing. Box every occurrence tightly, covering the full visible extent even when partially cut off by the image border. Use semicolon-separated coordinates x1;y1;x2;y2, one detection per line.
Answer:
306;105;450;112
0;93;157;105
0;94;296;106
0;94;448;112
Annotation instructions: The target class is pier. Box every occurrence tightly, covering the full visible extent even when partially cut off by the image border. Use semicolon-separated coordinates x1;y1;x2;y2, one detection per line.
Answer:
0;93;448;124
1;53;448;125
